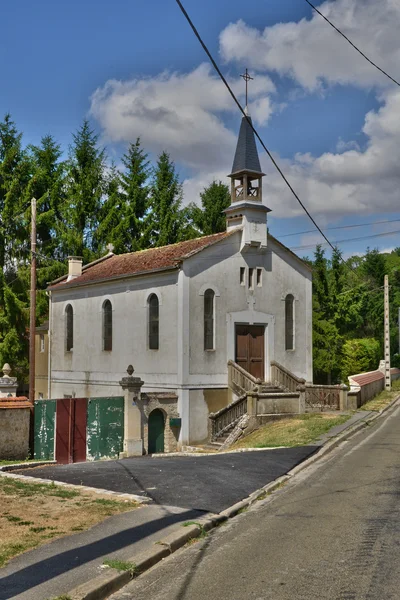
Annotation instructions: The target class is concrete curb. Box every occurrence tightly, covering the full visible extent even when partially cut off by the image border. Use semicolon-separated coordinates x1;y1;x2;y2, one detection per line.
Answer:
58;397;400;600
0;471;149;504
0;460;57;471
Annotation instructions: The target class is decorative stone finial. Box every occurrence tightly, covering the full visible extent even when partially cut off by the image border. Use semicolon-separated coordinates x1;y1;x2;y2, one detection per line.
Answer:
127;365;134;376
2;363;11;378
106;243;115;254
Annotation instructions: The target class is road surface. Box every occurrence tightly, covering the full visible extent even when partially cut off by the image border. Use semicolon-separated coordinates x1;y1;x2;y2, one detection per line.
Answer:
110;403;400;600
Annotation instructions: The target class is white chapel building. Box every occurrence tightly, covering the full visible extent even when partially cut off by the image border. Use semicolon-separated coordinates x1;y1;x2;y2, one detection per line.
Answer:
45;112;313;450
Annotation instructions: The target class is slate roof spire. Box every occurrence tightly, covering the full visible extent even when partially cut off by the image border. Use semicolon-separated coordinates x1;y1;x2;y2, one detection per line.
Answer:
230;108;264;176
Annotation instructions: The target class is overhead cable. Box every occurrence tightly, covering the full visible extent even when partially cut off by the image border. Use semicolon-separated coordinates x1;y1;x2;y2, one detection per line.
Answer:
304;0;400;87
175;0;338;253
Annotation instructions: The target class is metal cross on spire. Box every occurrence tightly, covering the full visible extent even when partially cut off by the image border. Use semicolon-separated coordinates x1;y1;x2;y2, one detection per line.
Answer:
240;68;254;108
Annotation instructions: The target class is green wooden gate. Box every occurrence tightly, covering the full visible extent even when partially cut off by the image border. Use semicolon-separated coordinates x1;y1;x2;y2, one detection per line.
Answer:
34;400;56;460
86;397;124;460
148;409;165;453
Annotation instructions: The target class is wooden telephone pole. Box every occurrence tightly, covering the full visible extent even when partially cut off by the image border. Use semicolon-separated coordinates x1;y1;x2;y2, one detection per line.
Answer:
29;198;37;404
384;274;391;391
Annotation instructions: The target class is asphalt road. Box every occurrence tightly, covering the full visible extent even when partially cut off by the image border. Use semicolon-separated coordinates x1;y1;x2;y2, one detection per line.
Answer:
110;403;400;600
14;447;315;513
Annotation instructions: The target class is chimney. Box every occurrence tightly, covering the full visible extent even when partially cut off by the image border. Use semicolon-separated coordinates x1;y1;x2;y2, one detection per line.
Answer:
67;257;83;281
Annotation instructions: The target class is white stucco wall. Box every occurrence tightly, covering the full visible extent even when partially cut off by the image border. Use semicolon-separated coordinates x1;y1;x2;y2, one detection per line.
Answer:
49;270;180;399
185;231;313;389
48;230;312;446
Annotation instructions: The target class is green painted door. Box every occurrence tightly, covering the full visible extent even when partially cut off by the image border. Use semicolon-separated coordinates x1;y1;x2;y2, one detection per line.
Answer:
148;409;165;454
86;397;124;460
34;400;56;460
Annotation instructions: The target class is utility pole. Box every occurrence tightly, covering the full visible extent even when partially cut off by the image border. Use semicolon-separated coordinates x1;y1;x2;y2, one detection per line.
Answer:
29;198;37;404
384;274;391;391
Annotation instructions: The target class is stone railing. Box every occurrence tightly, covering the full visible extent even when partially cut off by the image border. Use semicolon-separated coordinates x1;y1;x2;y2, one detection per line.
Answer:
209;393;248;440
228;360;261;396
270;360;306;393
302;384;346;412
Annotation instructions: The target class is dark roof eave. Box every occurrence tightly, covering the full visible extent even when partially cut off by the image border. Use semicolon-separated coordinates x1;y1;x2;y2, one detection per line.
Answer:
228;169;266;178
48;264;181;292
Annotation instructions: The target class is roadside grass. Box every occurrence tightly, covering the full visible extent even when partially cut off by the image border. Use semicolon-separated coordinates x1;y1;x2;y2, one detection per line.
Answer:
231;413;351;449
103;559;137;574
0;459;42;467
0;476;140;568
359;379;400;412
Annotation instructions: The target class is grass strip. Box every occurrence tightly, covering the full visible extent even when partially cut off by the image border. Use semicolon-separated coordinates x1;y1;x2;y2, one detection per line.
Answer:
232;413;351;449
359;379;400;412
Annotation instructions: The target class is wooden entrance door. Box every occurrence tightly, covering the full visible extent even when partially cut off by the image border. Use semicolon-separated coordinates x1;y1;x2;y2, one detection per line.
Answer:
55;398;87;464
148;409;165;454
235;325;265;380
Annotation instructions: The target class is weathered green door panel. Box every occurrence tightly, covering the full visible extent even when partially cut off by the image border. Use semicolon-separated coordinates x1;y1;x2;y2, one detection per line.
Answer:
34;400;56;460
86;397;124;460
148;409;165;454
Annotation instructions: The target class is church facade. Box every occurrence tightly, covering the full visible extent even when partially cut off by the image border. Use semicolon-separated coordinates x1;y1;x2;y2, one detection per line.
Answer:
45;111;312;450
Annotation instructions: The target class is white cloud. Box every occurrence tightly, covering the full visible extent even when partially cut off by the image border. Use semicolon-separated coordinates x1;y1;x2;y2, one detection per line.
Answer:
257;87;400;219
90;63;275;171
220;0;400;91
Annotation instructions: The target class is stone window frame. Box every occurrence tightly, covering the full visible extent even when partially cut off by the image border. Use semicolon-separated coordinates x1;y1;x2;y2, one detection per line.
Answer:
198;284;220;352
65;304;74;353
146;291;162;351
102;299;113;352
282;292;296;351
40;334;45;353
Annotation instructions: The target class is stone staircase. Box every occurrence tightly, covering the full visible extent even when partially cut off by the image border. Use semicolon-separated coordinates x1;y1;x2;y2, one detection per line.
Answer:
208;360;306;448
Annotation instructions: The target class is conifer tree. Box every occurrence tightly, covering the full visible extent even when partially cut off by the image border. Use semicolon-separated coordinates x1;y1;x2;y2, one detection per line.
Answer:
28;135;67;259
119;139;150;251
0;114;32;380
63;120;106;260
146;151;183;247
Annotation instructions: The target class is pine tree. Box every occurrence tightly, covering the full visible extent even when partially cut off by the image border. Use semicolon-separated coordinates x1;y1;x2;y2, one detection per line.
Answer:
95;165;128;254
120;139;150;251
28;135;67;258
0;115;32;380
146;152;184;247
63;120;106;260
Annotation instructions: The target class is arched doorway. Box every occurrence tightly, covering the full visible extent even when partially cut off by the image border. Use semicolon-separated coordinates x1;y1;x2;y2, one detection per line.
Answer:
148;409;165;453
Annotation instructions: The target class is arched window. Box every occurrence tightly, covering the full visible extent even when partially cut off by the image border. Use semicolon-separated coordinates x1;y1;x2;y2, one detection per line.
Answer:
65;304;73;352
148;294;159;350
204;289;215;350
103;300;112;351
285;294;294;351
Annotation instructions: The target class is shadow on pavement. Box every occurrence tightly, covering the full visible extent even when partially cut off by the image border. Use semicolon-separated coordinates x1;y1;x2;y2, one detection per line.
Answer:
0;508;201;600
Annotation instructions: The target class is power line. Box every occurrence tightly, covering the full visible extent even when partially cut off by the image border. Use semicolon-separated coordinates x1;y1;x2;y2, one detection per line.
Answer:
175;0;338;254
304;0;400;87
290;227;400;251
279;218;400;238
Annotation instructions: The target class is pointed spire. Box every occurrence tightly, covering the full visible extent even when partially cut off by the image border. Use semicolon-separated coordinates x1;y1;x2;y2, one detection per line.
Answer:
230;114;263;176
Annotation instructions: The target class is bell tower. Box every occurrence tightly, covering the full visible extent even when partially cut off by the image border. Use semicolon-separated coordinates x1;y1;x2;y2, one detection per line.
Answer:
225;72;271;251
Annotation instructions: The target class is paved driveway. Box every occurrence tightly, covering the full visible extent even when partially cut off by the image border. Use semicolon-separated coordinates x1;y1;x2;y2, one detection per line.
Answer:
15;447;316;513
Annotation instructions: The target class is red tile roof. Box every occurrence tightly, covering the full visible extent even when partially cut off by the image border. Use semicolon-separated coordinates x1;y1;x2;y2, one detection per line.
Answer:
350;368;400;387
49;231;237;290
0;396;31;409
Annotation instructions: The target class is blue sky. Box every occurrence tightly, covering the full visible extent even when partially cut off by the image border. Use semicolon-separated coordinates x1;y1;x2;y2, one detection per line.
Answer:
2;0;400;260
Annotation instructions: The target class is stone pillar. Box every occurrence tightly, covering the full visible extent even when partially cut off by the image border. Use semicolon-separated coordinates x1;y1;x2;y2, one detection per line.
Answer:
247;392;258;417
339;384;349;411
297;384;306;414
119;365;145;458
